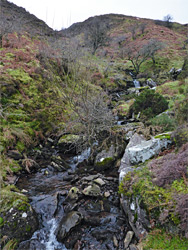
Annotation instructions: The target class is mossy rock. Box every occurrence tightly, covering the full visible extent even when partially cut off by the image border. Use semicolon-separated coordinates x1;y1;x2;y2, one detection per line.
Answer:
58;134;80;144
58;134;81;153
95;157;115;171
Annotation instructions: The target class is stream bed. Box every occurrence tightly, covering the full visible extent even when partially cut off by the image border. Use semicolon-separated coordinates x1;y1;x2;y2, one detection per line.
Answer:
16;148;129;250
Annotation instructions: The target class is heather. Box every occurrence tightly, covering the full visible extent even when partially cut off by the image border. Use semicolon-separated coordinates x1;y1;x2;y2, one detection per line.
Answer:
149;143;188;187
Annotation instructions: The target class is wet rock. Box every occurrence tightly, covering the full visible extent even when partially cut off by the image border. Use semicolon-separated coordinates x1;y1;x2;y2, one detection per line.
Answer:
127;137;170;165
63;174;74;181
56;211;82;241
83;215;102;226
113;235;118;247
82;184;101;197
50;161;66;171
146;78;157;88
124;231;134;249
32;194;58;220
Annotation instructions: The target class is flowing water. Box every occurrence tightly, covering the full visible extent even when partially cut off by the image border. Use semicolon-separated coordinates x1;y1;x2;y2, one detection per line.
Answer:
16;146;128;249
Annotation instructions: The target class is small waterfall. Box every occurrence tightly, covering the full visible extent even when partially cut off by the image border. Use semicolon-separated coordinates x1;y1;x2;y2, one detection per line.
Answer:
69;147;91;170
133;79;140;88
45;219;66;250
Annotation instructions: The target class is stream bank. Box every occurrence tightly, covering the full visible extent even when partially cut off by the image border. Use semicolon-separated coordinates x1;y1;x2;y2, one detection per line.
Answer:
15;141;133;250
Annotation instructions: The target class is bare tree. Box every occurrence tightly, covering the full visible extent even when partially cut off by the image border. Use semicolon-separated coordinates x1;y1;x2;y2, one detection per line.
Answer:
86;19;109;54
129;24;138;40
142;39;165;64
163;14;173;28
62;79;115;152
139;23;147;34
123;39;165;75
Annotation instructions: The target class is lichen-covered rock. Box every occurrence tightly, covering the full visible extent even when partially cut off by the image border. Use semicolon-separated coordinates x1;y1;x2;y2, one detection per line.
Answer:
58;134;81;153
119;133;171;182
82;184;101;197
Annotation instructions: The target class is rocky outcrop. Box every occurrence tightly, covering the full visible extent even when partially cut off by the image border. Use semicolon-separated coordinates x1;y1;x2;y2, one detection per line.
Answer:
119;133;171;182
119;132;171;239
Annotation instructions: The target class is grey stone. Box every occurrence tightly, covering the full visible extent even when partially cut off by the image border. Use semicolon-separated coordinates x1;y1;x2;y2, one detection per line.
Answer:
82;184;101;197
119;133;171;182
57;211;82;241
94;178;105;186
124;231;134;249
129;244;138;250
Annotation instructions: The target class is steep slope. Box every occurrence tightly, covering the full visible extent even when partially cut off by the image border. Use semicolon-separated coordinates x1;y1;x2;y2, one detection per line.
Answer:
1;0;54;37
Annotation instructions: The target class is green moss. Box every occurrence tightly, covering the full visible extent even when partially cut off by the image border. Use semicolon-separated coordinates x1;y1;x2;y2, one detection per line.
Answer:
116;99;135;117
0;156;21;179
15;141;25;152
5;52;15;60
25;225;31;232
0;185;29;213
95;157;114;167
142;229;188;250
58;134;80;144
0;217;4;227
119;164;188;230
18;201;30;212
154;133;171;140
7;69;32;84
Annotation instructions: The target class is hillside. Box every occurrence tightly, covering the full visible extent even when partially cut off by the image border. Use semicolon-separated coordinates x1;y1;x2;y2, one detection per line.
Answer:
0;1;188;249
1;0;54;37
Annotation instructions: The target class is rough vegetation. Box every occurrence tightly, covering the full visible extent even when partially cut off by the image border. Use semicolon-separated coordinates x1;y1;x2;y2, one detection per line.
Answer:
0;0;188;248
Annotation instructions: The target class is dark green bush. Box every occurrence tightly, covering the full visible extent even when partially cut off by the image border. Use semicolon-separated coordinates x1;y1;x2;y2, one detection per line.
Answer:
130;89;168;119
150;113;176;132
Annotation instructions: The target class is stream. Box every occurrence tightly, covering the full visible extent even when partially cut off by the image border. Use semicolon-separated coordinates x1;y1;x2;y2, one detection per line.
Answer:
16;146;129;250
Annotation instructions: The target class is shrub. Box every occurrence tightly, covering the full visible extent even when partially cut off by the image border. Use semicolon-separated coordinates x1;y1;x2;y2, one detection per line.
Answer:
148;143;188;187
171;124;188;147
150;113;176;132
130;89;168;119
175;194;188;237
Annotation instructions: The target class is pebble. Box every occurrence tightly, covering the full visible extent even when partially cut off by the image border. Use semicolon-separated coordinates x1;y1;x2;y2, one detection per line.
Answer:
22;212;27;218
124;231;134;249
94;178;105;186
104;191;110;198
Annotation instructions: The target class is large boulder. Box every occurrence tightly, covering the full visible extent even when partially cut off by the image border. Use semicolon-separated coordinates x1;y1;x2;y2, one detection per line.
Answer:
119;133;171;182
119;132;172;240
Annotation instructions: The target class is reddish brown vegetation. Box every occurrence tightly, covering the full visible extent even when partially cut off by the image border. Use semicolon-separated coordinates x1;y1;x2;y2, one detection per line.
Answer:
175;194;188;236
149;143;188;187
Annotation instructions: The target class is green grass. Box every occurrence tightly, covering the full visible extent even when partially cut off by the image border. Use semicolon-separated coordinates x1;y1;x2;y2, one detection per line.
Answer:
143;229;188;250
